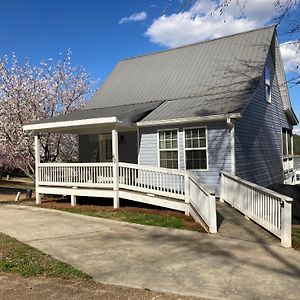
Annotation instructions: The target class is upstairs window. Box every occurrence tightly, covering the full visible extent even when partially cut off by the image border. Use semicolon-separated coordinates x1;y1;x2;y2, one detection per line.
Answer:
184;127;208;170
265;66;272;103
158;130;178;169
282;128;293;157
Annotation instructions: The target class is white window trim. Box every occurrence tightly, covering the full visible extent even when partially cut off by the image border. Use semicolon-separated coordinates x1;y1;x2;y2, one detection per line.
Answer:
183;126;209;171
265;66;272;104
282;128;288;159
157;128;180;169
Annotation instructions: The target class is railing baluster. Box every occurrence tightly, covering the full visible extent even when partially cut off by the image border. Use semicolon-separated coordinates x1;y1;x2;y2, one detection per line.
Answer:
220;171;293;247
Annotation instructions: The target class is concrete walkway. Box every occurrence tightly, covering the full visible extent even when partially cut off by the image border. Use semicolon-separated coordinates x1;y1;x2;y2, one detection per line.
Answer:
0;205;300;299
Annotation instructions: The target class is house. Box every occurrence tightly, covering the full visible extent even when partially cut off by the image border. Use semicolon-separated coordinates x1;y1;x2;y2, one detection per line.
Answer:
23;26;298;239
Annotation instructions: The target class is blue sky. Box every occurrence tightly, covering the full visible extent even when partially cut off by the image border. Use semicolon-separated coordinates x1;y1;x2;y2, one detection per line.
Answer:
0;0;299;129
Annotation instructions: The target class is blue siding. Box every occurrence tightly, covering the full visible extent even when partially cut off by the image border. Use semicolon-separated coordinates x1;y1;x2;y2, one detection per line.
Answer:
139;127;159;166
139;122;231;194
235;49;292;187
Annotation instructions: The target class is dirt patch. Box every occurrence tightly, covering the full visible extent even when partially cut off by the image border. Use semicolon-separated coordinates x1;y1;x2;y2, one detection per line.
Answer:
0;187;35;203
0;272;201;300
38;198;206;233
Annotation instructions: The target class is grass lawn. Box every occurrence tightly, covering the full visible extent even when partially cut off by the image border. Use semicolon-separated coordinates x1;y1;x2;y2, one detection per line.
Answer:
292;227;300;250
38;200;206;233
0;180;34;191
0;233;91;279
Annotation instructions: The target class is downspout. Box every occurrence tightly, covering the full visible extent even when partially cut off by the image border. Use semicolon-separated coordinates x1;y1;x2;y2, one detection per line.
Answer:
227;118;236;175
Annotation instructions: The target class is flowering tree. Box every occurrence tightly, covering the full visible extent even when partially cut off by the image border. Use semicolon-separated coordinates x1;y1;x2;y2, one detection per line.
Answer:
0;50;95;179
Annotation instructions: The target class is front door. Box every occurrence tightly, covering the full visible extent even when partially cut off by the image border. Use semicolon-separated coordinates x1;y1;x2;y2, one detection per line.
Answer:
99;134;113;162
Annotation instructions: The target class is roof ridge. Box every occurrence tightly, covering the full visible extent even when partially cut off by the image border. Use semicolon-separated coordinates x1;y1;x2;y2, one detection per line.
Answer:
122;25;276;62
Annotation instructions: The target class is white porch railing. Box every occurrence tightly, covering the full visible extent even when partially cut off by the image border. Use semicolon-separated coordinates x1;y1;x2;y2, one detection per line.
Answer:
220;171;293;247
39;163;114;188
119;162;185;200
37;162;217;233
187;172;217;233
283;155;294;173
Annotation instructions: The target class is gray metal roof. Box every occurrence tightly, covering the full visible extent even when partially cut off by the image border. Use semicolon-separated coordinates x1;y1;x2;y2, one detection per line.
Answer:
29;26;276;126
85;26;275;121
31;101;162;125
142;92;252;121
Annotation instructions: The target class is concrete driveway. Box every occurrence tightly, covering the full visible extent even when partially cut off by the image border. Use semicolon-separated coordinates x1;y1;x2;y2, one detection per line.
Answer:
0;205;299;299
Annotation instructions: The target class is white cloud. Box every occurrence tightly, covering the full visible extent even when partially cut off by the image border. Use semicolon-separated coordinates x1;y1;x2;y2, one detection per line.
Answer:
293;126;300;135
145;0;291;48
145;11;257;48
280;41;300;73
119;12;147;24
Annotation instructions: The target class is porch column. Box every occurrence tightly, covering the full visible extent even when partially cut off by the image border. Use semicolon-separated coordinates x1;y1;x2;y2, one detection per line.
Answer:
34;135;41;205
227;118;236;175
112;128;119;208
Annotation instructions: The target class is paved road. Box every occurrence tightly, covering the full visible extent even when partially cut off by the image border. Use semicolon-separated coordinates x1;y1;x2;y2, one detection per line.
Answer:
0;205;299;299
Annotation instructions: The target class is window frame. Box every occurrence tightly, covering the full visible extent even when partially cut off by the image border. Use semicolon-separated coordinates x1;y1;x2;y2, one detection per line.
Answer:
282;128;293;158
157;128;180;169
265;66;272;103
183;126;209;171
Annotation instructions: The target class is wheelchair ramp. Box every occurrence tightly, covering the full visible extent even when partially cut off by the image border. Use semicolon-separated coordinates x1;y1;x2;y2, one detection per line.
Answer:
217;201;279;245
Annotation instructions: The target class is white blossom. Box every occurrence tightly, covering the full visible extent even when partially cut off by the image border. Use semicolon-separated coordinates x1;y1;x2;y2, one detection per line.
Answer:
0;52;95;179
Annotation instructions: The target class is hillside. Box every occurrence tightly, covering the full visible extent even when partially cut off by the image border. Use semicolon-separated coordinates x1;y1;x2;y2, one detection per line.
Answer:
294;134;300;156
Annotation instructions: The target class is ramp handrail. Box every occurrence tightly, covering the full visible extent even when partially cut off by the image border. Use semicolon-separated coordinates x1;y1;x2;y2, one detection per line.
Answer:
220;171;293;247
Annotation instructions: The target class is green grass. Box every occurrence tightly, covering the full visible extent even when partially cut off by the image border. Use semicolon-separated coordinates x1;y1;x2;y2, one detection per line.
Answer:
0;233;91;279
0;182;34;191
61;208;186;230
292;227;300;250
293;134;300;155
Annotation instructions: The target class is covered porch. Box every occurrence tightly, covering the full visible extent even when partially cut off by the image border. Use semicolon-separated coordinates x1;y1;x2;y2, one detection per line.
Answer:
23;111;218;234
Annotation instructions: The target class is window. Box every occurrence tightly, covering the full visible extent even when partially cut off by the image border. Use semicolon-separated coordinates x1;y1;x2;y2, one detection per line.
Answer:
158;130;178;169
282;130;287;156
265;66;272;103
100;135;112;162
184;127;207;170
282;129;293;157
105;139;112;160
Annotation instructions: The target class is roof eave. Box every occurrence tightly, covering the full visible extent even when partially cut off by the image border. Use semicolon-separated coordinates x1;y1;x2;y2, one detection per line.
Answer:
285;108;299;126
23;117;122;134
136;113;242;127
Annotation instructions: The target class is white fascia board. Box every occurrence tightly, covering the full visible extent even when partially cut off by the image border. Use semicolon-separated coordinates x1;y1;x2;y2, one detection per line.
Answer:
136;113;242;127
275;36;292;110
23;117;119;132
285;108;299;126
